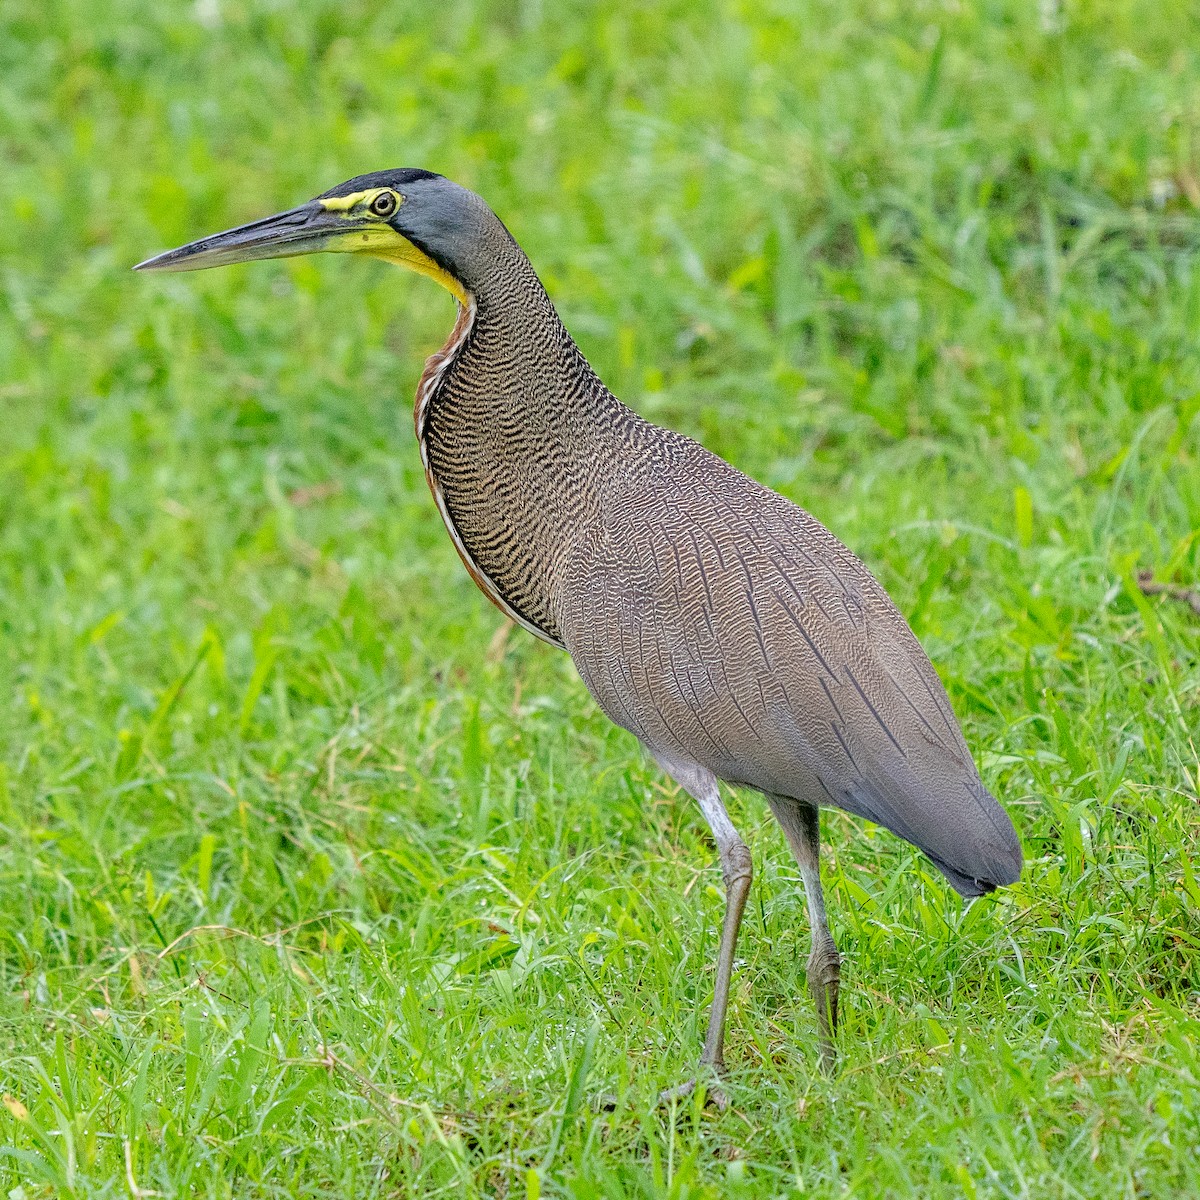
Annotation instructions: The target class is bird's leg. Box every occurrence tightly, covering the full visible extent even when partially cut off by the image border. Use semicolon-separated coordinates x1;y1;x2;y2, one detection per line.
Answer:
695;790;753;1074
652;752;752;1106
767;796;841;1071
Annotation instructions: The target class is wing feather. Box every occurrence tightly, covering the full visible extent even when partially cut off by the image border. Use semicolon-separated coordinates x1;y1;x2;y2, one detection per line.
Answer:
561;439;1022;895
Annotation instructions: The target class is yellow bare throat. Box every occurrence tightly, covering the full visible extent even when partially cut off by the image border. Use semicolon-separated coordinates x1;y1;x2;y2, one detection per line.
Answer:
330;227;468;306
319;192;468;306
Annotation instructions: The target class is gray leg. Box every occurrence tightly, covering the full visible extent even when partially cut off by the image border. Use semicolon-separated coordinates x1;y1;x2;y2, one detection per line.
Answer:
652;750;753;1084
767;795;841;1070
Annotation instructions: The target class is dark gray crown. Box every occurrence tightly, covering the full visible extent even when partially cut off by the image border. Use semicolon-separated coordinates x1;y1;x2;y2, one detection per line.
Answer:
316;169;442;200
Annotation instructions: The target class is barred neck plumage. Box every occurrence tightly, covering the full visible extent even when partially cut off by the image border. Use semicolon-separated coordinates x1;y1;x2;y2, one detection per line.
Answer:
414;242;646;647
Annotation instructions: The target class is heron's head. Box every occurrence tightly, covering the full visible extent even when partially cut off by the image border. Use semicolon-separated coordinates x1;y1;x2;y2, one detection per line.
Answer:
135;169;503;305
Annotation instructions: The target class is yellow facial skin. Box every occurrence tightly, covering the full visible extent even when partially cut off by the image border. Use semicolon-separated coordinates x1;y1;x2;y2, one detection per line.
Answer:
319;188;469;306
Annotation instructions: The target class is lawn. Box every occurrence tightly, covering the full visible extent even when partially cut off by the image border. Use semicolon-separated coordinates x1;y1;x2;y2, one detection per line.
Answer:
2;0;1199;1195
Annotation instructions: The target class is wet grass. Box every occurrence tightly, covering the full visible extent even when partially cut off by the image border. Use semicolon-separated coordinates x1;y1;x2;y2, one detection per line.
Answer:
1;0;1199;1195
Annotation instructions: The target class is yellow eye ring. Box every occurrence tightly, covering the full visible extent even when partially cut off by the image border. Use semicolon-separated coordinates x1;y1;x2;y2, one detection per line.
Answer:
370;191;398;217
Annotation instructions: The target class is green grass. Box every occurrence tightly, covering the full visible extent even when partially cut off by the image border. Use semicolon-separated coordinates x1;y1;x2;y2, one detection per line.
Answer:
2;0;1200;1195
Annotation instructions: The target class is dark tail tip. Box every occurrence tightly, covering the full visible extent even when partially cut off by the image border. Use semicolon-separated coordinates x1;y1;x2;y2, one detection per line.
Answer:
928;840;1022;898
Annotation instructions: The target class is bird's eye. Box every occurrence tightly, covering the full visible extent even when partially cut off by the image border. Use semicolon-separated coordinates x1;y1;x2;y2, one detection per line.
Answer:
370;191;398;217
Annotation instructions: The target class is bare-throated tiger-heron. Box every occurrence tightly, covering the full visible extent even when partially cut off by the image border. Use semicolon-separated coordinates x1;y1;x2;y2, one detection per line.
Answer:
137;169;1023;1092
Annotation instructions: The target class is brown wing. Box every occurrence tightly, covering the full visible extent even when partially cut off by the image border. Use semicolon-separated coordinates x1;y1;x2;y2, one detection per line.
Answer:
559;440;1022;896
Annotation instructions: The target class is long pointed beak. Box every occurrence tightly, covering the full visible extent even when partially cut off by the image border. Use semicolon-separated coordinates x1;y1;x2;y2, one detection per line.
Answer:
134;202;352;272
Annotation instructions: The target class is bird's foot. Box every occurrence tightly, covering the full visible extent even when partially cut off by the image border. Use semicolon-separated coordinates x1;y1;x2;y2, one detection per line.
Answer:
657;1065;727;1111
814;981;839;1073
817;1034;837;1075
595;1072;727;1113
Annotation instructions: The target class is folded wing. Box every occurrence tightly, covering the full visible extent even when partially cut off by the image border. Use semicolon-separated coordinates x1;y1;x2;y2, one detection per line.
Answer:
561;442;1022;897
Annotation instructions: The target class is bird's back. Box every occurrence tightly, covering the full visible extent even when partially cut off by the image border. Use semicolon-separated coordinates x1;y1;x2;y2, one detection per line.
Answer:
557;419;1022;897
